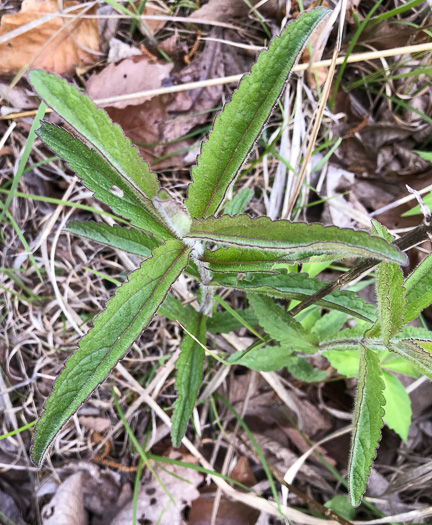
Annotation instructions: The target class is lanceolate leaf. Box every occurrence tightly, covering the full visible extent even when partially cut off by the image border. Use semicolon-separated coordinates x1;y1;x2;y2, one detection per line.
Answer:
349;346;385;507
248;294;316;352
404;253;432;322
389;339;432;381
212;272;378;322
171;314;206;448
369;220;406;343
375;260;406;343
185;215;407;264
66;221;160;258
185;8;331;219
37;123;173;240
29;69;159;207
31;240;191;466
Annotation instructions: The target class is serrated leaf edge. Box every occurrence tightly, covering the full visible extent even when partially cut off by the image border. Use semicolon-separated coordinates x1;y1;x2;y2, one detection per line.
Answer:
348;345;385;507
35;122;172;240
28;70;160;204
31;242;191;466
187;214;408;264
185;7;331;219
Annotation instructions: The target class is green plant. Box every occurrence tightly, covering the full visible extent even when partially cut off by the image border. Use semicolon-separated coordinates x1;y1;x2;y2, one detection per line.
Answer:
26;6;432;508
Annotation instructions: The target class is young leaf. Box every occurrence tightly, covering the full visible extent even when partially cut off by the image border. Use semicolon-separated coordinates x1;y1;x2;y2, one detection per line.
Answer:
212;272;378;322
247;293;316;352
171;314;206;448
158;294;199;328
229;346;326;380
228;345;295;371
153;190;193;238
324;349;360;378
286;356;327;382
381;371;411;442
349;346;385;507
36;123;173;240
224;187;254;216
186;215;407;264
368;221;406;343
207;309;258;334
29;69;160;207
66;221;160;258
31;240;191;466
388;339;432;381
185;7;331;218
404;253;432;322
311;310;347;341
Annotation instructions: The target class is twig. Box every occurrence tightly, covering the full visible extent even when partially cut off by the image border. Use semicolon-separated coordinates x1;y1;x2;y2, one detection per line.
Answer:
3;42;432;120
289;219;432;318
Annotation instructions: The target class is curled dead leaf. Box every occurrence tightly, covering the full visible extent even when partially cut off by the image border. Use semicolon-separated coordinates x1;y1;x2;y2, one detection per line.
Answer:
0;0;99;75
41;473;86;525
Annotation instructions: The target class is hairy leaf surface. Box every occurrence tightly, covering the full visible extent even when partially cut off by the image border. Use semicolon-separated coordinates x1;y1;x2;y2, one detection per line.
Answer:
212;272;378;322
389;339;432;381
248;294;316;352
404;253;432;322
32;240;191;466
202;246;301;274
349;346;385;507
171;314;206;448
368;221;406;342
186;215;406;264
66;221;160;258
29;69;159;207
185;8;330;218
37;123;173;240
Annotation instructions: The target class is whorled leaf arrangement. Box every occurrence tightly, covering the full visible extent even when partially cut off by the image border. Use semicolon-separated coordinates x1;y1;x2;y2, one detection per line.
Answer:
27;6;432;509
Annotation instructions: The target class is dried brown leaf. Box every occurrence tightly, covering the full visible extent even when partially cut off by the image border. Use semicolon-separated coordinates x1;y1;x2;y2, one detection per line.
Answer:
189;0;279;23
41;473;86;525
0;0;100;75
88;34;225;168
110;449;203;525
86;56;173;109
188;497;260;525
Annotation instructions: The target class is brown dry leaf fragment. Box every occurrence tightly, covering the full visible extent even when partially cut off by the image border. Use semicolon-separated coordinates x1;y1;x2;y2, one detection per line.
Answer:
41;473;86;525
229;456;257;487
188;496;260;525
110;449;203;525
138;2;168;34
107;38;142;64
78;416;111;433
86;56;173;109
89;32;225;168
0;0;100;75
189;0;279;23
0;82;38;112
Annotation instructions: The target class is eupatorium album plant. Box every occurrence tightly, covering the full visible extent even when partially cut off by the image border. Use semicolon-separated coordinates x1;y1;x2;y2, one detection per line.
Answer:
28;6;432;508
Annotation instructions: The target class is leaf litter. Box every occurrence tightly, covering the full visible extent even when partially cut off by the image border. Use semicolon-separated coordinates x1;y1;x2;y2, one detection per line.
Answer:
0;0;100;75
1;1;432;524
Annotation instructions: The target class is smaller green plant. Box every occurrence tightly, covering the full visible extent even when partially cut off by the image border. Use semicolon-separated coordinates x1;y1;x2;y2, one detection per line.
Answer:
26;5;432;509
230;220;432;506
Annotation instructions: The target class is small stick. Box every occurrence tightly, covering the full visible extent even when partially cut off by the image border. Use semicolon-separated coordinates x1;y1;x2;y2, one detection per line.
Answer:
289;219;432;318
